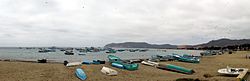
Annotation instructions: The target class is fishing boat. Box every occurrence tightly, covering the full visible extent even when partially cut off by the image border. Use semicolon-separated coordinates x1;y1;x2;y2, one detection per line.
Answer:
101;67;118;76
218;66;248;75
108;55;139;71
75;68;87;80
157;64;195;74
66;62;82;67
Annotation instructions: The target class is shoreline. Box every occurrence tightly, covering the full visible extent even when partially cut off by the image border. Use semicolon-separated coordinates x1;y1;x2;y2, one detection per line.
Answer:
0;51;250;81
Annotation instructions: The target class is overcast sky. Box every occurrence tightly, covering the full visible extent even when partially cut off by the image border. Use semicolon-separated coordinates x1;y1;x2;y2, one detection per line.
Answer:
0;0;250;47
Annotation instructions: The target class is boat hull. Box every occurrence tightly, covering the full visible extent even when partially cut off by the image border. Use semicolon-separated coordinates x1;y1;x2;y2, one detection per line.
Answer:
75;68;87;80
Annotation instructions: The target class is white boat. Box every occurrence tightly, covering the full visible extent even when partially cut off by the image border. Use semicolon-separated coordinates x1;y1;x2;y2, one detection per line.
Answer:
141;61;159;67
218;66;248;75
66;62;82;67
101;67;118;76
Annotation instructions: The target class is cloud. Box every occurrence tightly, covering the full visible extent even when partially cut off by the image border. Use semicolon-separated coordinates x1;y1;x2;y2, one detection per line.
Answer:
0;0;250;47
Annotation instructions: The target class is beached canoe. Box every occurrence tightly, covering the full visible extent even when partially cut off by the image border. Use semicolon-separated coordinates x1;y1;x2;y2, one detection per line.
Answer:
157;64;195;74
101;67;118;76
75;68;87;80
66;62;82;67
218;66;248;75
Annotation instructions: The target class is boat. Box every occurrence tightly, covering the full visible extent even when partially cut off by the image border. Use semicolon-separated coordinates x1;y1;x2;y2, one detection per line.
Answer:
117;49;125;52
38;49;56;53
75;68;87;80
157;64;195;74
106;49;116;53
65;51;74;55
218;66;248;75
141;61;159;67
92;60;105;64
101;67;118;76
108;55;139;71
66;62;82;67
111;63;124;69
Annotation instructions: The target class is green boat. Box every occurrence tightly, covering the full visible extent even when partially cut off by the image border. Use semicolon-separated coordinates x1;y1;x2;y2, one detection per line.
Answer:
107;55;139;71
157;64;195;74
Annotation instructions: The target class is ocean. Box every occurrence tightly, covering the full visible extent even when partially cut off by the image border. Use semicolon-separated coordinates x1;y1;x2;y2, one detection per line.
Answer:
0;48;203;63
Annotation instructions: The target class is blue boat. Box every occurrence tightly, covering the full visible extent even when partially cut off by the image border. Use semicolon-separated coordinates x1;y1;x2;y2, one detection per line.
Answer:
75;68;87;80
111;63;124;69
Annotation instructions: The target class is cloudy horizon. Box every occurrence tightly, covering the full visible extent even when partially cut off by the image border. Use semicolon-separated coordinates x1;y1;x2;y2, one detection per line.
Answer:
0;0;250;47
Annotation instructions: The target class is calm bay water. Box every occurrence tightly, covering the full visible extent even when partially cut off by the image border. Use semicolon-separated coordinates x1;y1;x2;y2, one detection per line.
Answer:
0;48;203;63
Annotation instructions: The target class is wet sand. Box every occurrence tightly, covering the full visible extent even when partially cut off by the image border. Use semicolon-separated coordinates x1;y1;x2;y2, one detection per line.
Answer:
0;51;250;81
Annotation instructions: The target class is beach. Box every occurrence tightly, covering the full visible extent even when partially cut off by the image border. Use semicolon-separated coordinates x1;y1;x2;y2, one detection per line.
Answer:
0;51;250;81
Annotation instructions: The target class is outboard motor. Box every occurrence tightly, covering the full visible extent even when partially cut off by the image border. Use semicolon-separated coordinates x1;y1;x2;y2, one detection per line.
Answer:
64;60;69;66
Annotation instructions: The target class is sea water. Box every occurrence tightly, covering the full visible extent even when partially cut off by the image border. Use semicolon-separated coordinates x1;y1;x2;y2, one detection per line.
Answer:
0;48;203;63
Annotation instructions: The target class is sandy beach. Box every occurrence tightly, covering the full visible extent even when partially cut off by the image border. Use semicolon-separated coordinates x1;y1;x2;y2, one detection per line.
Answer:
0;51;250;81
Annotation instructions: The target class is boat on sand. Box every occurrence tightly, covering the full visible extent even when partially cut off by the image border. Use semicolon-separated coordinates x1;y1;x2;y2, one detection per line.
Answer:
75;68;87;80
141;61;159;67
101;67;118;76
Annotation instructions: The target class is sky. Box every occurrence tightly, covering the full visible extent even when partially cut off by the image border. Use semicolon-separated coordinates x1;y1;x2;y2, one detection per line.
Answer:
0;0;250;47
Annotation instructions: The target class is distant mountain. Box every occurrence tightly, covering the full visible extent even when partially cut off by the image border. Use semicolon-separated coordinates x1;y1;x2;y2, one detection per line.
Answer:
104;38;250;49
195;38;250;47
104;42;177;49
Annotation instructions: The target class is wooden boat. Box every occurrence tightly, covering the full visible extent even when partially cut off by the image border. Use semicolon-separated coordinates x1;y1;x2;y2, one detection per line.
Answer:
75;68;87;80
101;67;118;76
157;64;195;74
218;66;248;75
66;62;82;67
108;55;139;71
141;61;159;67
